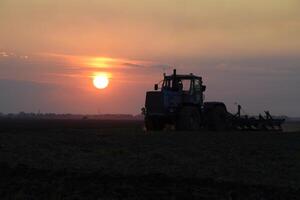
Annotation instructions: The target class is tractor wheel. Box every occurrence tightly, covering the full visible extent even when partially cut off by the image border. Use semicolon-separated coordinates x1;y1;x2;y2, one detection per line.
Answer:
145;117;164;131
206;105;228;131
176;106;201;131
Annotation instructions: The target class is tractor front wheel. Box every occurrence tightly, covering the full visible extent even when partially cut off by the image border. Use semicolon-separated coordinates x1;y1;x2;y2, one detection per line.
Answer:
145;116;164;131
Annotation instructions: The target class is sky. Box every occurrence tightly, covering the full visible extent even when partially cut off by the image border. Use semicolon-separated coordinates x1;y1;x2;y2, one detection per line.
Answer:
0;0;300;116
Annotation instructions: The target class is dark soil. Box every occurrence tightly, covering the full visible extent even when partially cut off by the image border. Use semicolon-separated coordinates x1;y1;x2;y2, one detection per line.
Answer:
0;119;300;199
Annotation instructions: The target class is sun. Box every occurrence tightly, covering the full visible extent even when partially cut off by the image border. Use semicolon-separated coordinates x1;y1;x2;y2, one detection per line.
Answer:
93;74;109;89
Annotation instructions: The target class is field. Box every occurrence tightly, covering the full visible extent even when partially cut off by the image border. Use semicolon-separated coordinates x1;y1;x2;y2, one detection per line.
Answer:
1;119;300;199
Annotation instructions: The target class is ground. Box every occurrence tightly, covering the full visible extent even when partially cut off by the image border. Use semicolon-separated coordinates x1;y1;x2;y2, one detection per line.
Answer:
0;119;300;199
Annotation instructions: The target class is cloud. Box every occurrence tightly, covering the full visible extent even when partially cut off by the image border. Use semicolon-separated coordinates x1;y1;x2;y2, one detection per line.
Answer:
36;53;169;76
0;52;9;57
0;51;29;59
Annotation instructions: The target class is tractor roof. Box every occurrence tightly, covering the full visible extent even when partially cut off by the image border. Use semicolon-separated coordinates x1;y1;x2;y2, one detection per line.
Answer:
164;74;202;80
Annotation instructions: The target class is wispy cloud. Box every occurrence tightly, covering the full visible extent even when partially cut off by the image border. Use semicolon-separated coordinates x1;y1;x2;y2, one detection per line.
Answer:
38;52;168;74
0;51;28;59
0;52;9;57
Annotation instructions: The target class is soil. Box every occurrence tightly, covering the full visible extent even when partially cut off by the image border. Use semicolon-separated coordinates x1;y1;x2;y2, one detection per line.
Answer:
0;119;300;199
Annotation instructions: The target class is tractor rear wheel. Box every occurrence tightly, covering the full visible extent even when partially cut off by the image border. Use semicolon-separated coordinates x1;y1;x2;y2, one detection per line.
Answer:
176;106;201;131
205;105;228;131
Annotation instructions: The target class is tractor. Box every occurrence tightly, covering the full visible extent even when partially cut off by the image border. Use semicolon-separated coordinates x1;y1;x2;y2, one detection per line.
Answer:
143;69;284;131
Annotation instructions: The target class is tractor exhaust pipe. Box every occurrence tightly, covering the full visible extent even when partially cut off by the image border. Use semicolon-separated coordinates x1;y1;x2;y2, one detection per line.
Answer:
173;69;176;76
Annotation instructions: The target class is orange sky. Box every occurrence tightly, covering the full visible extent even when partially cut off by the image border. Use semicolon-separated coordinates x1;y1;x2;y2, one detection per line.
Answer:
0;0;300;116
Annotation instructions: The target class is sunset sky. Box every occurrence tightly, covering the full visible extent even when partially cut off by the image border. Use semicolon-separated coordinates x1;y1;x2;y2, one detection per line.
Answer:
0;0;300;116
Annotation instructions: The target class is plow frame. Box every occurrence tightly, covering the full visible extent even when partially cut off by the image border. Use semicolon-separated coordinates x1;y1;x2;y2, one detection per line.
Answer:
229;105;285;131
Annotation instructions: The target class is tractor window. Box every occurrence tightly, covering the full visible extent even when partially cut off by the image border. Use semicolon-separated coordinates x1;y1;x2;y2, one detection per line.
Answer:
162;79;171;90
181;79;191;91
164;78;192;91
194;79;201;92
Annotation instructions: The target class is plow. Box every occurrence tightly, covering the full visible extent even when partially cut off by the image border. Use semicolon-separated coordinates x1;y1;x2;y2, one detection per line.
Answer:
143;69;285;131
229;106;284;131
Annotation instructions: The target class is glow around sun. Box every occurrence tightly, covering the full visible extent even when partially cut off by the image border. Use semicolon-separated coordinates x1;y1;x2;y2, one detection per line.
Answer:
93;74;109;89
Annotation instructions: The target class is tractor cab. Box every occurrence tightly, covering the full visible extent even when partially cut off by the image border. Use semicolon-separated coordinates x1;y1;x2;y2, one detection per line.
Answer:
154;69;206;106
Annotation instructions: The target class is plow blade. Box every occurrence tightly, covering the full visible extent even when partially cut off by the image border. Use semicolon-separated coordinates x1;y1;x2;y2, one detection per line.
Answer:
229;109;285;131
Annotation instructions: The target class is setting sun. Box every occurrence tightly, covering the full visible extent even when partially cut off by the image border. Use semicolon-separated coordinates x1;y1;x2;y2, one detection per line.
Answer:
93;74;109;89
